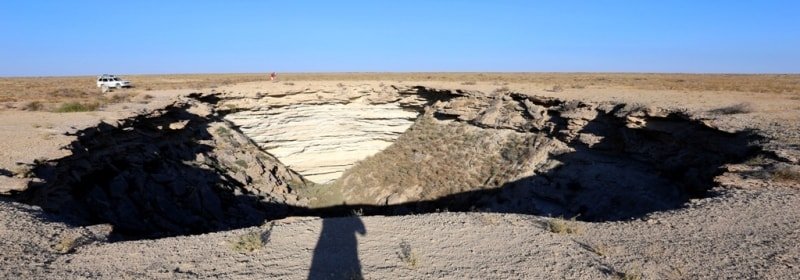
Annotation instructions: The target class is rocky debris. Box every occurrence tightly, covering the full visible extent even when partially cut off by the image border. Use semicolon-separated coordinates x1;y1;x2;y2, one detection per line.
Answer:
332;88;762;221
12;96;308;239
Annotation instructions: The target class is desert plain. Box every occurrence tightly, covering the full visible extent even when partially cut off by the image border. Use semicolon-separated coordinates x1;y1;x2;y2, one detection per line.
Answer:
0;73;799;279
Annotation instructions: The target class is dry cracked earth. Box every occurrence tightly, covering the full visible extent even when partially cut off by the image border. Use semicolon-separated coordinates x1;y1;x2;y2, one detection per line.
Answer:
1;80;799;279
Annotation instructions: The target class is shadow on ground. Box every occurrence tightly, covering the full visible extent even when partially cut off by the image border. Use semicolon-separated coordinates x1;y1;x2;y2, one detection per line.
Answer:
308;218;366;280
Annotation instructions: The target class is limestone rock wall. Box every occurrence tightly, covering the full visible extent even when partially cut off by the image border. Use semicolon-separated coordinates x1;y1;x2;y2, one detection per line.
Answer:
227;102;418;183
222;85;437;184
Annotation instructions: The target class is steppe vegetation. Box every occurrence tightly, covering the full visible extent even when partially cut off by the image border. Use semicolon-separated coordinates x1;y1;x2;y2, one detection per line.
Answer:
230;227;271;253
1;73;798;112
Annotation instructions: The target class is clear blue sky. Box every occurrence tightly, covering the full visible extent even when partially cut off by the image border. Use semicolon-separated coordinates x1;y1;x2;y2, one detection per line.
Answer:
1;1;798;76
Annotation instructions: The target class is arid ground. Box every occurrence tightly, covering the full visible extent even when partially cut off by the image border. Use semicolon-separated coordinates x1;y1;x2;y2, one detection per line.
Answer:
1;73;799;279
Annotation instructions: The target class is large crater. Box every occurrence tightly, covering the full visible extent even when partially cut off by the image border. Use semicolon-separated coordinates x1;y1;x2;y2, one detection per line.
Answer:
6;86;760;240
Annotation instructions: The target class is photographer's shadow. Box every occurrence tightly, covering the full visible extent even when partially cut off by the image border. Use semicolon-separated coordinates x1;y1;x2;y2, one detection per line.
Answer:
308;217;367;280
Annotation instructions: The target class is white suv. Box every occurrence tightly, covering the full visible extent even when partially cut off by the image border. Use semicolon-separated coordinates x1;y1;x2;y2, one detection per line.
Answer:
96;74;132;91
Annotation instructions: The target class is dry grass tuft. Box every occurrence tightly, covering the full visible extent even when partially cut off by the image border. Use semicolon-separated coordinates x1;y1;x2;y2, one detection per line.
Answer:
545;217;581;234
397;240;419;268
53;233;83;254
579;241;611;256
546;84;564;92
22;101;44;111
103;92;137;104
234;159;249;168
55;102;99;113
743;154;771;166
230;230;268;253
493;86;511;94
617;270;642;280
773;168;800;183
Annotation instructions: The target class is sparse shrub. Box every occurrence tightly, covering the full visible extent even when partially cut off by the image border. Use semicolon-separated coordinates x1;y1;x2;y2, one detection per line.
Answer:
773;168;800;183
142;94;154;100
230;231;267;252
215;126;231;136
49;88;88;98
55;102;99;113
580;242;610;256
616;268;642;280
53;234;83;254
22;101;44;111
397;240;419;268
493;86;511;94
547;85;564;92
105;92;136;104
545;216;581;234
709;103;754;115
234;159;249;168
283;82;295;86
461;81;477;85
743;155;770;166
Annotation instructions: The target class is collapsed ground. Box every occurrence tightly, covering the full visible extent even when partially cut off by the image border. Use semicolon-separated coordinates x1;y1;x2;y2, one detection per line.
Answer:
3;85;791;241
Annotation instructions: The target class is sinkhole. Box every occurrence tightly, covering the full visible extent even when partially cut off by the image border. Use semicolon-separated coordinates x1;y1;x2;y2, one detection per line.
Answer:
6;87;760;240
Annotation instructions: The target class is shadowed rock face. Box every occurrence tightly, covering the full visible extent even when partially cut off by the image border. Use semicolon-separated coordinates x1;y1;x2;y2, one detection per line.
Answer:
4;87;760;240
14;98;309;239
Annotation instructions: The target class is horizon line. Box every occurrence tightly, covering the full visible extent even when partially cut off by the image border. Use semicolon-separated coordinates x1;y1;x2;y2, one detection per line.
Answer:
2;71;799;78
